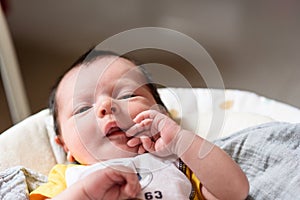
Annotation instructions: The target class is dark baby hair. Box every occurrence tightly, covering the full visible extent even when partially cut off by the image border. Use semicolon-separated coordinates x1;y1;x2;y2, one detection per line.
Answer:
49;48;167;135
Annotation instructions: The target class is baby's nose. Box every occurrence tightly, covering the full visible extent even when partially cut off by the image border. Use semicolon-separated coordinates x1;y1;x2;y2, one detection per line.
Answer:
97;99;117;118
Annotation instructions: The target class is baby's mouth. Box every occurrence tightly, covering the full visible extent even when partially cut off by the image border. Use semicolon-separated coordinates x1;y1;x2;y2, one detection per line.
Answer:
105;126;133;141
106;127;124;137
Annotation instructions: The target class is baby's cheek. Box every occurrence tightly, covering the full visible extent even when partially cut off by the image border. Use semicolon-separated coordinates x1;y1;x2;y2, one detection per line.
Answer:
63;120;82;145
75;113;98;135
128;102;153;119
71;115;100;145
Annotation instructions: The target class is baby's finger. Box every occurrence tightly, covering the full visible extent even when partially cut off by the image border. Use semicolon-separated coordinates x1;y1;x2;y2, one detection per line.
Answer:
140;136;155;153
117;170;141;199
127;137;141;147
133;110;159;123
125;124;144;137
126;119;153;137
138;145;146;154
151;133;160;142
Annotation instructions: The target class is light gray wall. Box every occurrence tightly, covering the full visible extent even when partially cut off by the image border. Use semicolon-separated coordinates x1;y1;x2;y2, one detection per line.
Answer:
1;0;300;132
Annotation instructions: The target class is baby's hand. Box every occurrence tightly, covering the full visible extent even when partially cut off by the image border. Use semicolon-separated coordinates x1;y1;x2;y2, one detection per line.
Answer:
53;166;141;200
126;110;181;157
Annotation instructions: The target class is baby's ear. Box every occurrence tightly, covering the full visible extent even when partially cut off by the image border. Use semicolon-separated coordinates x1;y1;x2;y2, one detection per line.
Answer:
54;135;63;145
67;151;76;163
55;135;68;152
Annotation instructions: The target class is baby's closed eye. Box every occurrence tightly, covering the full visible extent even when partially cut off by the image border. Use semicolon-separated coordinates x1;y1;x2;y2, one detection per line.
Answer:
119;94;137;100
74;106;92;115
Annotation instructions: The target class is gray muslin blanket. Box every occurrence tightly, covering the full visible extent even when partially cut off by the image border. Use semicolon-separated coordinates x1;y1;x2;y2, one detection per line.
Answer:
1;122;300;199
0;166;47;200
214;122;300;200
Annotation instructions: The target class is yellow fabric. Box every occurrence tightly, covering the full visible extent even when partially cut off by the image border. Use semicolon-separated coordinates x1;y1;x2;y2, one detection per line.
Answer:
29;164;74;200
184;165;205;200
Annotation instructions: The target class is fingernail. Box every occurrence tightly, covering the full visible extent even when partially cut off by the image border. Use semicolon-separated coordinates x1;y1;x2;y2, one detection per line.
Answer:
127;141;133;147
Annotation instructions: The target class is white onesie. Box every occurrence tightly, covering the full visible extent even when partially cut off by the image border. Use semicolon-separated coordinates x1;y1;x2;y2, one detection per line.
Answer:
66;154;192;199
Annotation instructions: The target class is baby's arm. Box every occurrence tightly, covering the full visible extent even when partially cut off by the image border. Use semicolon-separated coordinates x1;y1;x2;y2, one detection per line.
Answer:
52;166;140;200
127;110;249;200
178;129;249;200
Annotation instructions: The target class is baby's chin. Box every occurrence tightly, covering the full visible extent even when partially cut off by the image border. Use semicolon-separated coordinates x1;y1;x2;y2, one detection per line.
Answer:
109;138;141;155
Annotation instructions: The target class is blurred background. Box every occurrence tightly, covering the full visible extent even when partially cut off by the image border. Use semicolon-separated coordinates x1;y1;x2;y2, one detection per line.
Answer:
1;0;300;132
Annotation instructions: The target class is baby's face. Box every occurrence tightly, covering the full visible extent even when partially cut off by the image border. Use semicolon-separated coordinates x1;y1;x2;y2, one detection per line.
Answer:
56;56;158;164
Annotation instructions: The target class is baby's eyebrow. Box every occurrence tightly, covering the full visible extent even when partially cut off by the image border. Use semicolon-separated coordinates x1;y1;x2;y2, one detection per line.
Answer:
72;92;93;105
114;79;147;92
114;78;135;88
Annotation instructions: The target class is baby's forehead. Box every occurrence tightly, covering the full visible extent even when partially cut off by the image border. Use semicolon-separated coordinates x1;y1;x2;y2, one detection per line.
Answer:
62;56;137;83
56;56;145;99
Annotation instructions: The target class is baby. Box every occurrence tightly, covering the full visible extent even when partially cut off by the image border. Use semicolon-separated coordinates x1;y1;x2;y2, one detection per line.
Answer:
30;49;249;200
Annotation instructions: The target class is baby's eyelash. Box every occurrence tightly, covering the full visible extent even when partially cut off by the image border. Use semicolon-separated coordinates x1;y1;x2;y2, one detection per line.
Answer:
119;94;137;99
74;106;92;115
